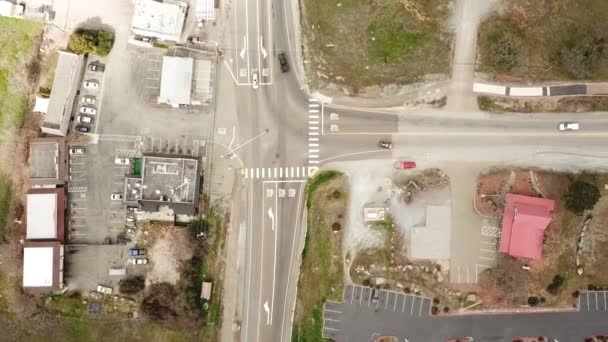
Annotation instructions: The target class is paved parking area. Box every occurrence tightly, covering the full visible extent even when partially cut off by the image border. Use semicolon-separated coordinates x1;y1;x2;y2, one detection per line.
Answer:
579;291;608;312
71;55;108;134
323;286;608;342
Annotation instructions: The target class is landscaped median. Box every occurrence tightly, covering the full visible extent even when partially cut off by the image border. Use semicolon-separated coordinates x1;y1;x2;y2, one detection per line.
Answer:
293;170;347;341
300;0;452;93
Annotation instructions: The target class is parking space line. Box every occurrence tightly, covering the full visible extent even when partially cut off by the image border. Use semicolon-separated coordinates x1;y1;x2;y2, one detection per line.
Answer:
385;292;390;310
325;318;340;322
480;248;495;253
595;292;599;310
359;287;363;305
410;296;416;315
324;309;342;314
587;292;590;311
419;298;426;317
402;294;407;312
350;286;354;304
604;292;606;310
393;295;398;311
479;256;494;260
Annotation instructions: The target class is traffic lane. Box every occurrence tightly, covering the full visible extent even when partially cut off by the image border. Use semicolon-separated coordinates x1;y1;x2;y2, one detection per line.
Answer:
247;0;261;83
232;0;250;84
273;181;306;341
257;0;273;85
254;181;280;342
322;106;399;135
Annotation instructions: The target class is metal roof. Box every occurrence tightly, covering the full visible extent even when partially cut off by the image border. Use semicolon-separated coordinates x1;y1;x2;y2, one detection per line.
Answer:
499;194;555;260
158;56;193;106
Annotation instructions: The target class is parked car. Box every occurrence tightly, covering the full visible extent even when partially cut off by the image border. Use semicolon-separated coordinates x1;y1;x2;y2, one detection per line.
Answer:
114;157;130;165
75;125;90;133
129;258;148;265
96;285;113;294
252;71;259;89
394;161;416;169
128;249;146;256
558;121;579;131
88;62;105;72
585;337;608;342
110;193;123;201
77;115;94;124
371;288;380;304
378;140;393;149
83;80;99;89
277;52;289;72
80;106;97;115
81;95;96;104
69;147;85;155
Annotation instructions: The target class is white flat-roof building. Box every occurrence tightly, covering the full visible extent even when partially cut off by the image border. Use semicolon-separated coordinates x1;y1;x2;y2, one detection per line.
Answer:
158;56;193;107
23;241;64;292
131;0;188;42
0;0;24;18
26;188;65;243
408;205;451;260
41;51;85;136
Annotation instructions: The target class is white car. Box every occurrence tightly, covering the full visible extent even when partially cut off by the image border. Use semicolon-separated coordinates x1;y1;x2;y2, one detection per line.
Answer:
110;193;123;201
558;122;579;131
114;158;130;165
96;285;113;294
83;80;99;89
81;96;96;104
129;258;148;265
80;106;97;115
252;71;259;89
69;147;85;155
77;115;93;124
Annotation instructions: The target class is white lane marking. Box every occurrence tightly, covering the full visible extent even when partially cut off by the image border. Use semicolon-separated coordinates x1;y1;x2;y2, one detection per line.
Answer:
309;143;319;147
419;299;424;316
309;126;319;131
479;256;495;260
309;121;319;125
309;132;319;136
308;109;319;113
587;292;590;311
393;295;398;311
402;295;406;312
480;248;495;253
309;160;320;164
308;115;319;119
309;137;319;141
270;182;278;324
350;287;354;304
325;318;340;322
309;149;319;153
264;301;270;325
262;168;265;178
256;168;259;178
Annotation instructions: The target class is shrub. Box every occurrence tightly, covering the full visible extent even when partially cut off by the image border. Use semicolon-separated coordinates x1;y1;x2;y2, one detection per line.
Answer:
564;180;600;215
118;276;145;294
553;28;608;79
68;29;115;56
141;282;178;322
527;296;540;306
546;275;566;295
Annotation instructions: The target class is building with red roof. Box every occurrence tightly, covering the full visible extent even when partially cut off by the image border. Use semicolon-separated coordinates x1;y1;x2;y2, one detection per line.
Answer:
498;193;555;260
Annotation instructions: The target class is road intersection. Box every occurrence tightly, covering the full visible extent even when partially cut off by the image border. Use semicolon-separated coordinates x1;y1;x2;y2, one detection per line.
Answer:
215;0;608;341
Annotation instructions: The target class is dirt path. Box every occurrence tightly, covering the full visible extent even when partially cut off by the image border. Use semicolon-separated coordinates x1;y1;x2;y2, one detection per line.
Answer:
445;0;499;112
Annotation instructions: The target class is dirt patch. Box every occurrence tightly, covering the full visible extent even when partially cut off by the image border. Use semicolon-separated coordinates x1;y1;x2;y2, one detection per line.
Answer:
478;95;608;113
300;0;452;93
142;224;194;286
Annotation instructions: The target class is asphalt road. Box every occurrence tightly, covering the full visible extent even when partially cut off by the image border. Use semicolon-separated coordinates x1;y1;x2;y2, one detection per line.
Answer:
218;0;608;341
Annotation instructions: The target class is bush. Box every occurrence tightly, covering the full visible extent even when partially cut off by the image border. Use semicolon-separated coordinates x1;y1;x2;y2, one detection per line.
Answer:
527;296;540;306
553;28;608;79
564;180;600;215
68;29;115;56
546;275;566;295
141;282;178;322
118;276;145;294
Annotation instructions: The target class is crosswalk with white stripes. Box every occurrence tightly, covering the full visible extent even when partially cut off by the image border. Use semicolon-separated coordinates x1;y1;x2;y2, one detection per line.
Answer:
308;99;321;165
242;166;317;179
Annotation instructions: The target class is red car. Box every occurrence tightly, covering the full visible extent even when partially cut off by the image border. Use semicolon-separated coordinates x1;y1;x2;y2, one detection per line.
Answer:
394;161;416;169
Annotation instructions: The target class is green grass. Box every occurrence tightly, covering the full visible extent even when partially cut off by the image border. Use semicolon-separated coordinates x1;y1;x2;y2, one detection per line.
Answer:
293;172;345;342
0;175;13;241
306;170;341;209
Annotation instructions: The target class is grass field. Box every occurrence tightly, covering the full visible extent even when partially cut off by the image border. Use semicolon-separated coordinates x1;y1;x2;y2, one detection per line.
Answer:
293;171;347;341
477;0;608;81
0;18;42;240
301;0;452;92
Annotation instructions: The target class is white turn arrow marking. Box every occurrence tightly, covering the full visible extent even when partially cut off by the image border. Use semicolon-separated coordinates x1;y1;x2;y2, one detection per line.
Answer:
240;36;247;60
260;36;267;59
264;301;270;325
267;207;274;231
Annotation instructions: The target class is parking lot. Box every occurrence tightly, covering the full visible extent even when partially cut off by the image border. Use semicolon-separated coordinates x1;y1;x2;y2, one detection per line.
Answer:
70;55;108;134
323;286;608;341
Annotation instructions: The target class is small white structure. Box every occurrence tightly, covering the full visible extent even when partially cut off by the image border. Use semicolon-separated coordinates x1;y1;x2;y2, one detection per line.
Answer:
26;193;58;240
158;56;193;107
131;0;188;42
364;206;386;223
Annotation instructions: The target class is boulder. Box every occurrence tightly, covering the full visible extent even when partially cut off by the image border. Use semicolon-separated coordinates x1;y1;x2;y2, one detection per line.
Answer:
577;267;584;276
396;283;404;289
465;293;478;303
375;277;386;285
